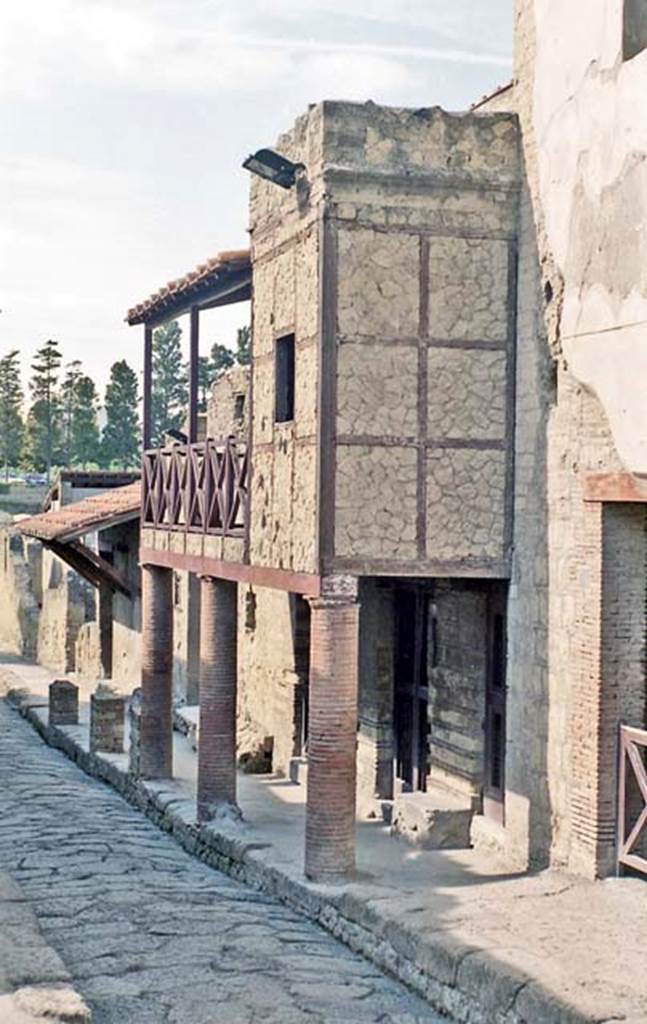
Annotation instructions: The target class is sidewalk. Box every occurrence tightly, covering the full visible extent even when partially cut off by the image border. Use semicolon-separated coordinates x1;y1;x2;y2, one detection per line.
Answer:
2;655;646;1024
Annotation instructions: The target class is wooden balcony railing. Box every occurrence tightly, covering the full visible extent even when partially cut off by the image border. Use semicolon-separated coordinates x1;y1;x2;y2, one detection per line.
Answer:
617;724;647;877
142;438;248;537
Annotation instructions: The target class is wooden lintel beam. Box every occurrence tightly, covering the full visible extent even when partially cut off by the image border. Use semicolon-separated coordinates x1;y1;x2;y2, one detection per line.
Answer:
583;472;647;503
48;540;137;598
139;546;321;597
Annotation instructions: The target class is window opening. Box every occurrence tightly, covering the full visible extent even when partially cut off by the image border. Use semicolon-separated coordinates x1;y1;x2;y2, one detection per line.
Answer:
275;334;295;423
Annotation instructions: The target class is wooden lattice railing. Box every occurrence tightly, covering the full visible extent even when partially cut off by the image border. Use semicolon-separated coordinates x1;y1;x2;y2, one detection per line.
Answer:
617;724;647;876
142;438;248;537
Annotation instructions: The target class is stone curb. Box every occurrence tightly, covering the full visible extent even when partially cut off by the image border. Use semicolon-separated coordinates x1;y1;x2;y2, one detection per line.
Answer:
7;692;614;1024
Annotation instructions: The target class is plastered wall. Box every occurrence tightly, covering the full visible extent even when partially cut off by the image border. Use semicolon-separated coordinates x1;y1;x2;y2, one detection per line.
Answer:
520;0;647;473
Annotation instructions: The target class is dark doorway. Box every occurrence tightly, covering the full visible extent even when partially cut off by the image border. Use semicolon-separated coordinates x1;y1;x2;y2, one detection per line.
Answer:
393;588;429;792
291;594;311;757
483;587;507;822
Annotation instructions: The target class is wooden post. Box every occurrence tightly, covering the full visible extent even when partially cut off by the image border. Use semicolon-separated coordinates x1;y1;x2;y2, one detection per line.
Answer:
143;324;153;451
189;305;199;444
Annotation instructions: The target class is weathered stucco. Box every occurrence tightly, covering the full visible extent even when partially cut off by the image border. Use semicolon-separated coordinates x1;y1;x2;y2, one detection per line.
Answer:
528;0;647;471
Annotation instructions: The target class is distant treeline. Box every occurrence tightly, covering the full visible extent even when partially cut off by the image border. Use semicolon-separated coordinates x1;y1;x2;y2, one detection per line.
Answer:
0;322;250;482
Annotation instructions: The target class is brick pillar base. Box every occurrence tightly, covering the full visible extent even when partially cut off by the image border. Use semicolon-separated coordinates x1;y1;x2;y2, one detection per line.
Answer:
139;565;173;779
49;679;79;726
305;576;359;881
197;576;238;820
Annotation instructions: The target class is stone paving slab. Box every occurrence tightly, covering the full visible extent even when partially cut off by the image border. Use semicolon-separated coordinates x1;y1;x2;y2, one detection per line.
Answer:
0;871;91;1023
3;660;647;1024
0;697;442;1024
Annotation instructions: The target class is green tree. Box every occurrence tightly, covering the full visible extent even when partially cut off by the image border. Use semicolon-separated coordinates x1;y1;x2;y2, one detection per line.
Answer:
102;360;140;469
210;342;235;380
71;375;100;468
25;339;63;480
151;320;188;445
235;325;251;366
60;360;82;466
197;356;213;413
60;362;100;468
0;350;24;482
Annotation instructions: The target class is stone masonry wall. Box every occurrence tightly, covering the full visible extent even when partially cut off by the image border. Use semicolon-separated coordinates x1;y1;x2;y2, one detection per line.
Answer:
236;585;307;777
37;548;94;674
248;107;322;575
0;527;40;659
206;365;250;442
324;103;520;575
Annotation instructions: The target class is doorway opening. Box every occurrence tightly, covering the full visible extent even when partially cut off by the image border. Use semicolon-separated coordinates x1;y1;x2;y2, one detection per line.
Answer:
393;587;429;793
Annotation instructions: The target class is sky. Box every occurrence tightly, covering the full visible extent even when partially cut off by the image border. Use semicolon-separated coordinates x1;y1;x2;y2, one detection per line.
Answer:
1;0;512;399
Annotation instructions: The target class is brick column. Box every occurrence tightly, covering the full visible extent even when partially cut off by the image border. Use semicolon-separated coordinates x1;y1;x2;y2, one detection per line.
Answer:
305;576;359;881
569;502;647;877
197;576;238;821
139;564;174;779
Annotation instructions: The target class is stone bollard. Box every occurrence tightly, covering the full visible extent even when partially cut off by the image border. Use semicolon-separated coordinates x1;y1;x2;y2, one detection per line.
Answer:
48;679;79;726
128;688;142;777
90;683;125;754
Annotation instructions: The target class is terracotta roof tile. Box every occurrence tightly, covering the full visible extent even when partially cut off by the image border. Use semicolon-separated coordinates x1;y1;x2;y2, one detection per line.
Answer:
18;482;141;544
126;249;251;325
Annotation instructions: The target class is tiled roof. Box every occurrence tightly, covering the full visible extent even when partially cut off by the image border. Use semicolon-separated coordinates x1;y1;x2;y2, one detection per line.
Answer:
43;469;140;512
18;482;141;543
126;249;251;325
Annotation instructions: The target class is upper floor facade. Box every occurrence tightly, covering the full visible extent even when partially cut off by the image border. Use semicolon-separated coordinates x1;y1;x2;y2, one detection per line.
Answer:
130;100;521;590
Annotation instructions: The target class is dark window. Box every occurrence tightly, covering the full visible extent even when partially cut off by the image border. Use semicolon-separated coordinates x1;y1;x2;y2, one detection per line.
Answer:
275;334;295;423
234;393;245;423
623;0;647;60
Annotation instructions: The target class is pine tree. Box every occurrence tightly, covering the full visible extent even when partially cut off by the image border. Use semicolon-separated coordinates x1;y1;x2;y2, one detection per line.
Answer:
210;342;235;380
60;362;100;468
0;350;24;482
198;356;213;413
61;360;83;466
102;360;140;469
26;339;62;480
71;375;100;468
151;320;188;445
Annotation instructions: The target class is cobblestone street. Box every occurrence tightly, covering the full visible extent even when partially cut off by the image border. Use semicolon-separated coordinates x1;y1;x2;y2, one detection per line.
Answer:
0;701;441;1024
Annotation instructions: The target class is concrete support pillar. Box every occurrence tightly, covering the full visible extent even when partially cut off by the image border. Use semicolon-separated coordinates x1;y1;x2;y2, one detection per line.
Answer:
197;576;238;820
305;576;359;881
139;564;174;779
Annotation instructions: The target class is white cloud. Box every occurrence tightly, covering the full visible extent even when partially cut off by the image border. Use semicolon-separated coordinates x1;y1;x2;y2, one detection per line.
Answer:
0;0;511;392
0;0;510;100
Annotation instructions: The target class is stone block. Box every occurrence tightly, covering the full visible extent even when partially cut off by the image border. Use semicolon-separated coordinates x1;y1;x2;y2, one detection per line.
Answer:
48;679;78;726
391;789;473;849
90;684;125;754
